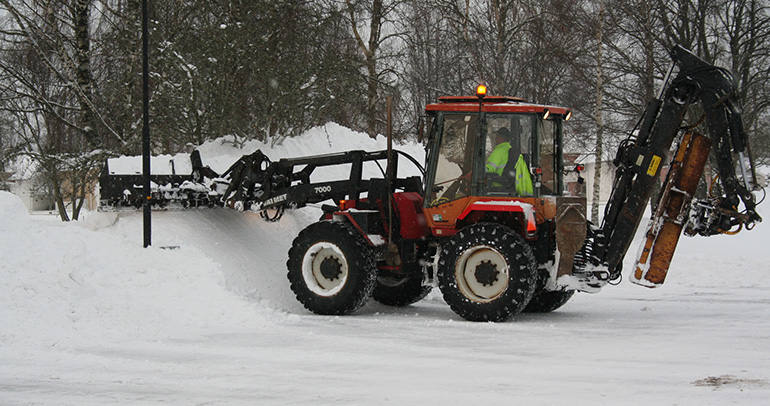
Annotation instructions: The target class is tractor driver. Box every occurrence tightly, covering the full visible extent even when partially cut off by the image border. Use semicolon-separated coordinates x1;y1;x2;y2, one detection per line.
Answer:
486;127;534;196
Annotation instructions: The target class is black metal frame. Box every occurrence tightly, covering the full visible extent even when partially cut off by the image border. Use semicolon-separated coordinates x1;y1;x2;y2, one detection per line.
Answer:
594;45;762;277
99;148;424;216
237;149;423;212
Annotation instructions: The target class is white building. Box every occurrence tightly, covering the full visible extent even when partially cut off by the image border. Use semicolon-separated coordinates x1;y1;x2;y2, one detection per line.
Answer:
579;156;616;204
1;160;55;212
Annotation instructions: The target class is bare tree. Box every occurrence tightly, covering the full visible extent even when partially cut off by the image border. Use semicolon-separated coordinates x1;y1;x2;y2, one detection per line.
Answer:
718;0;770;165
592;0;605;223
401;0;473;136
343;0;404;138
0;0;111;220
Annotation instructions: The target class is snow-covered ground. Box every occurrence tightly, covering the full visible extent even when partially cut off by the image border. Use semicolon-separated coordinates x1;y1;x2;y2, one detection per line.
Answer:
2;124;770;405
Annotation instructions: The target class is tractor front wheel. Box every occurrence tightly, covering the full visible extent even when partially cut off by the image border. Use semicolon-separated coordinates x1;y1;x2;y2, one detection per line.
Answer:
287;221;376;315
438;223;537;322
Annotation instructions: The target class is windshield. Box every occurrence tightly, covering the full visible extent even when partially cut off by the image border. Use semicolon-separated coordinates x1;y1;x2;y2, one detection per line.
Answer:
483;114;535;196
427;113;478;206
482;113;562;197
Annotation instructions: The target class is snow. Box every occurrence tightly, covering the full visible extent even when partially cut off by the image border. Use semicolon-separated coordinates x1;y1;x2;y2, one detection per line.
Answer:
106;122;425;181
106;154;193;175
2;124;770;405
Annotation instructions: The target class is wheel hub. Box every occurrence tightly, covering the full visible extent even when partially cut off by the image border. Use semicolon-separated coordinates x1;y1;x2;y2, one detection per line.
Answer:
455;246;510;303
474;260;499;286
302;243;350;297
319;257;343;280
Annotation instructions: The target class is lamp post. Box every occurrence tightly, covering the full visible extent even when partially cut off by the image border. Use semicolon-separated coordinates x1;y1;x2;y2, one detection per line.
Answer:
142;0;151;247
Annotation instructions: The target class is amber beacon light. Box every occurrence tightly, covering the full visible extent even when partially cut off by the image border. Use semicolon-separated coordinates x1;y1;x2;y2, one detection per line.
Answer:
476;84;487;98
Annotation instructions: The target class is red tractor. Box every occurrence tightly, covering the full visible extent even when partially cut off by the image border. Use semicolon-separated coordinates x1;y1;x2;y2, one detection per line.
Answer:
101;46;762;321
282;89;589;322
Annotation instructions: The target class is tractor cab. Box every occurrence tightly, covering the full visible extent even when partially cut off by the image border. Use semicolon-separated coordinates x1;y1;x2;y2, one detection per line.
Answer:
424;93;572;204
421;89;573;236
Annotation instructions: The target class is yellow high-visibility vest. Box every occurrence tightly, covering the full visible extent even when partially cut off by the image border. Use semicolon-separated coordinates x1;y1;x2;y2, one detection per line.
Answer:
486;142;533;196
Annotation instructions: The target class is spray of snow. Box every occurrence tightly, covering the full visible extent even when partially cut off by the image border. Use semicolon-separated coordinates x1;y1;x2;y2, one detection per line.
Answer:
0;191;273;352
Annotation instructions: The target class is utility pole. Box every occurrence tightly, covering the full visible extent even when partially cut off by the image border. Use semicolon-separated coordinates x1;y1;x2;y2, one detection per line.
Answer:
142;0;151;247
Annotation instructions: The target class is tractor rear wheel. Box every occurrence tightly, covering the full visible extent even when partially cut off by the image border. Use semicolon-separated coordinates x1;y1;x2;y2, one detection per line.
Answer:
287;221;376;315
372;272;432;307
523;290;575;313
438;223;537;322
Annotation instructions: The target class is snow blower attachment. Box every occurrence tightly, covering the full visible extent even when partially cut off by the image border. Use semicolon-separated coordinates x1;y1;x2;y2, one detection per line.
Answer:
99;148;424;222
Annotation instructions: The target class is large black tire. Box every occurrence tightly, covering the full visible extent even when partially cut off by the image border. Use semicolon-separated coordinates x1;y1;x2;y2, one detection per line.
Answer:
372;273;432;307
523;290;575;313
438;223;537;322
287;221;376;315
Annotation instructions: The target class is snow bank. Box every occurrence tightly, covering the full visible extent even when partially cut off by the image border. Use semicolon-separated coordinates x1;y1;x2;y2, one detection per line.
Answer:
195;122;424;171
0;191;270;351
106;122;426;179
194;123;425;186
105;154;193;175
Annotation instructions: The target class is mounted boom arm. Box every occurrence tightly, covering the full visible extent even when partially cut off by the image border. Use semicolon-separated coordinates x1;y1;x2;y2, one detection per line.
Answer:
589;45;762;285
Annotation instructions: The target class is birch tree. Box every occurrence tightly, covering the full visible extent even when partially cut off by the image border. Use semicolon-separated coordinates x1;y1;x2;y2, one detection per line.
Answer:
0;0;114;220
344;0;403;138
592;0;605;223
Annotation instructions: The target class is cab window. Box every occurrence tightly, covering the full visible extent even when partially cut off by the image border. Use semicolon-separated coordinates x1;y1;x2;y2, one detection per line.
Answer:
428;114;477;206
483;113;536;197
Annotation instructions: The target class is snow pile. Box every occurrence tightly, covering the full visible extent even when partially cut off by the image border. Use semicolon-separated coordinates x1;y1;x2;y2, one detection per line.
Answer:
105;154;193;175
194;122;424;174
106;122;426;179
0;191;269;350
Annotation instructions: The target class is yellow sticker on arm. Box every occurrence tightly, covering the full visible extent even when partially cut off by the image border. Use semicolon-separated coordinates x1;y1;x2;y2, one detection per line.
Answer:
647;155;661;176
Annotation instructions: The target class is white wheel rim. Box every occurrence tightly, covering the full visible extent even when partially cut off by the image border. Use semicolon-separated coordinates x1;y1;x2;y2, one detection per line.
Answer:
302;242;349;297
455;246;509;303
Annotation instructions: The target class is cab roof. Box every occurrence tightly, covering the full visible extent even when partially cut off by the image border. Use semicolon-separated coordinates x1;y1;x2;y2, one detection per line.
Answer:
425;95;571;116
